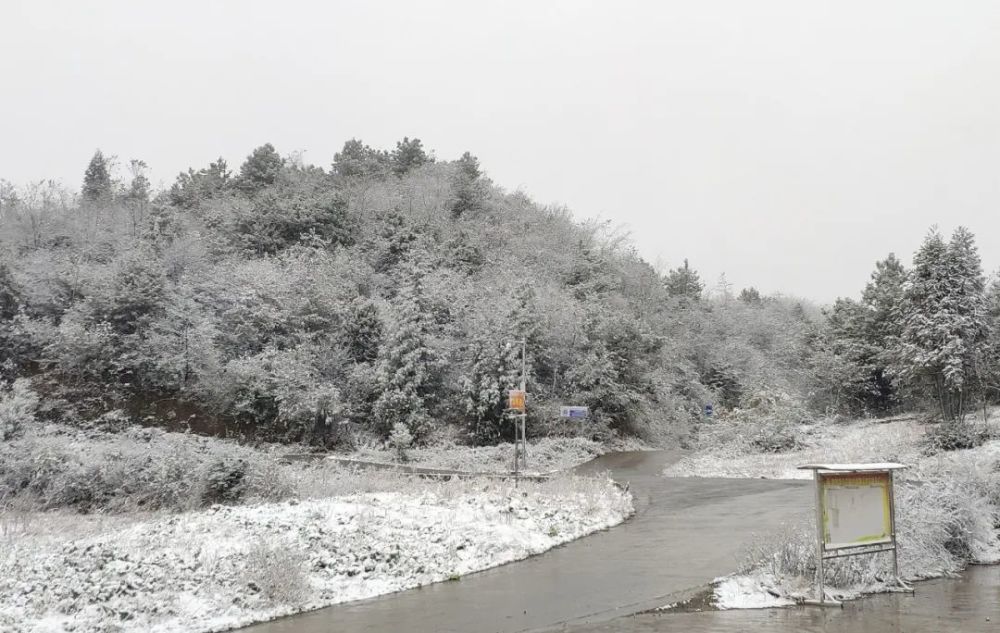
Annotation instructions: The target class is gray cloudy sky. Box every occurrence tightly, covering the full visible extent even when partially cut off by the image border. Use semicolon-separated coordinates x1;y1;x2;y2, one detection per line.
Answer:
2;0;999;302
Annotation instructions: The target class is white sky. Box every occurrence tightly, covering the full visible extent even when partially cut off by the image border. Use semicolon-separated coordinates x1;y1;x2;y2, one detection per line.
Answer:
2;0;999;303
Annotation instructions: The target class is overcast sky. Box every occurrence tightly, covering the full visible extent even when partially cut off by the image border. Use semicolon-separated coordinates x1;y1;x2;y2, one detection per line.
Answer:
2;0;999;303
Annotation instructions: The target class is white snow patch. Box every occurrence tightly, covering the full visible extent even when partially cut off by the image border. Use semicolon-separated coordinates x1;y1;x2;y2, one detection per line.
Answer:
0;478;631;633
713;574;796;610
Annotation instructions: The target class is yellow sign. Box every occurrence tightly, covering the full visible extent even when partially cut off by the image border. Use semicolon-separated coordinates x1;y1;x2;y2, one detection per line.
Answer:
508;389;526;412
819;471;893;550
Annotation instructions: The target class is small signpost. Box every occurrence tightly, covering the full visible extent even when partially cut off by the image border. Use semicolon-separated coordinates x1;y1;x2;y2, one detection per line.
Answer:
559;406;589;419
797;463;911;606
704;403;713;417
508;389;526;413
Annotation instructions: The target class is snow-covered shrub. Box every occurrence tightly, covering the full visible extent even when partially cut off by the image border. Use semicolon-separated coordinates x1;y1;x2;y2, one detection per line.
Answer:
0;378;39;440
201;457;248;505
696;391;807;455
240;541;308;605
225;345;344;441
0;423;293;512
922;420;990;454
388;422;413;462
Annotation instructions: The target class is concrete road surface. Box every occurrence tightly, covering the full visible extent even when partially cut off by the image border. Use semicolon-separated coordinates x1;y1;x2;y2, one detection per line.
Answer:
241;450;812;633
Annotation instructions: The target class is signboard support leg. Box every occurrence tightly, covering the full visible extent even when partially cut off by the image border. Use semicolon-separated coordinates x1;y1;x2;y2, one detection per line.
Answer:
887;470;914;593
814;469;826;605
803;470;841;607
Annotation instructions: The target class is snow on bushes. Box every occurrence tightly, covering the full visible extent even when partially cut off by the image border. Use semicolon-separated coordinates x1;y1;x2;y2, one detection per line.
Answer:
712;438;1000;608
0;378;39;441
0;423;292;512
692;391;808;456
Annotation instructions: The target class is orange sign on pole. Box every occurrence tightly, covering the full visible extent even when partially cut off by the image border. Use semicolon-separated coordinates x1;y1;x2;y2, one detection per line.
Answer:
508;389;526;412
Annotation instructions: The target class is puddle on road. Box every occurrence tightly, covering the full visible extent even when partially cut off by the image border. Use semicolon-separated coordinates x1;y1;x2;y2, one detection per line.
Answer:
587;565;1000;633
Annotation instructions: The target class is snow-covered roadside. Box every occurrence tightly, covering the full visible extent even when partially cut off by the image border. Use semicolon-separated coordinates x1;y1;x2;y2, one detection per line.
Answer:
664;418;925;479
662;416;1000;611
347;435;650;475
0;477;631;633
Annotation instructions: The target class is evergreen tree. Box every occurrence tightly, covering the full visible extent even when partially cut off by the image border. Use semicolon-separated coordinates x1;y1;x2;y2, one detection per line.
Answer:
895;227;987;420
343;297;383;363
665;259;703;301
461;339;522;444
81;150;113;204
738;287;762;305
371;271;439;440
862;253;906;341
456;151;481;180
391;137;431;176
123;159;151;236
978;276;1000;404
90;250;167;337
565;245;615;299
0;261;22;380
233;192;356;255
824;252;908;412
822;297;882;411
332;139;391;178
235;143;284;194
0;262;18;321
460;288;539;444
449;152;484;219
375;211;418;273
169;158;231;208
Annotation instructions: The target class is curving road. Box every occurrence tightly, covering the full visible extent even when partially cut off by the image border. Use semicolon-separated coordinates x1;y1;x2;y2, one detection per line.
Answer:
241;450;811;633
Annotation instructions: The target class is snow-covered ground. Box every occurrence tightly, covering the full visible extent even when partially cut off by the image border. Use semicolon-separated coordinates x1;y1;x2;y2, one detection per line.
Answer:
664;417;925;479
347;435;649;474
0;476;631;633
661;415;1000;611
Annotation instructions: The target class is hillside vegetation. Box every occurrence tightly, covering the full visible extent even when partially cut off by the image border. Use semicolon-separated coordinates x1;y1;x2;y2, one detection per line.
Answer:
0;140;998;449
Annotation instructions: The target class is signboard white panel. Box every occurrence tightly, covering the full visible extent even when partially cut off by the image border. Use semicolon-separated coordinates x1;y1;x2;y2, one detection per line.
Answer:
820;471;892;550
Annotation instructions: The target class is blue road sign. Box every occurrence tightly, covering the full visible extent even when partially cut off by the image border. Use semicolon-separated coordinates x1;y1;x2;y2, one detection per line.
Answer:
560;406;589;419
704;403;714;417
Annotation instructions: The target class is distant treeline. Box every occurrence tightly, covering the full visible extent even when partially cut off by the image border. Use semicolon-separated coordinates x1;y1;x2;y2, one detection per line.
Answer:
0;140;996;446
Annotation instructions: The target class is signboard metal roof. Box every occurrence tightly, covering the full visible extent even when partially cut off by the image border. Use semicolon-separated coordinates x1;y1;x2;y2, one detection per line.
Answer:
797;463;907;472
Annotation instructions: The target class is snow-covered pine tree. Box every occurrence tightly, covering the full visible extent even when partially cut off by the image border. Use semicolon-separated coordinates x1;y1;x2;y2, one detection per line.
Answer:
978;275;1000;406
896;227;987;420
460;287;537;445
343;297;383;364
371;269;439;441
822;297;879;411
461;339;522;444
0;262;22;380
860;253;906;409
664;259;703;301
81;150;113;205
946;227;989;410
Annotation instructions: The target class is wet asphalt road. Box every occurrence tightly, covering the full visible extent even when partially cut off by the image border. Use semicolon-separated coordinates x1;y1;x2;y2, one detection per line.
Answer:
568;565;1000;633
241;450;812;633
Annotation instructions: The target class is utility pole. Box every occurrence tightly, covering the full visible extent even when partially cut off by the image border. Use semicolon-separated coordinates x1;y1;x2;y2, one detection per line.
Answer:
519;337;527;471
510;338;528;476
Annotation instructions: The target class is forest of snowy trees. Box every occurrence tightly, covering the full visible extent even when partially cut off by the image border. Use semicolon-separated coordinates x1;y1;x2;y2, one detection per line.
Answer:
0;140;998;448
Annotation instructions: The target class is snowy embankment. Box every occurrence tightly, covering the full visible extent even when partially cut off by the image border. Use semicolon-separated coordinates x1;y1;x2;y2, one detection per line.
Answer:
347;435;649;474
664;417;924;480
1;477;631;633
662;415;1000;610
